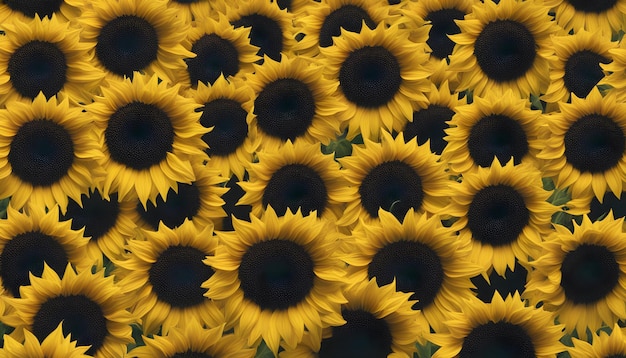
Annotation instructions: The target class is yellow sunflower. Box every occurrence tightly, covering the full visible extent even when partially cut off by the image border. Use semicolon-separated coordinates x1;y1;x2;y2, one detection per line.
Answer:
113;219;223;335
335;131;450;228
165;0;214;25
87;73;208;207
471;259;533;305
0;14;103;107
448;0;557;98
445;160;556;276
128;321;255;358
246;54;347;150
77;0;193;83
0;323;91;358
538;87;626;201
203;207;348;355
601;39;626;102
3;264;135;358
319;22;431;140
544;0;626;37
238;139;346;221
524;213;626;339
542;29;615;104
189;74;260;180
343;209;482;333
569;323;626;357
442;89;543;173
429;292;566;358
0;0;80;24
0;93;103;211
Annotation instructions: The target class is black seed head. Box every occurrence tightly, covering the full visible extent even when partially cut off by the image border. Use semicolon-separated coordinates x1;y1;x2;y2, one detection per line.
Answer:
564;50;611;99
186;34;240;87
319;5;376;47
564;114;625;173
566;0;618;13
460;321;535;358
232;14;283;61
61;191;119;241
404;105;455;154
471;261;528;303
588;191;626;221
467;114;529;167
262;164;328;216
220;175;252;231
425;8;466;59
172;352;212;358
199;99;248;157
8;41;67;99
137;183;201;230
3;0;63;17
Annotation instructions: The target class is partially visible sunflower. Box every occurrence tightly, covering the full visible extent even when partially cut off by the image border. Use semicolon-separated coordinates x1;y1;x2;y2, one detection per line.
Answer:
319;22;431;140
448;0;557;98
445;160;556;276
569;323;626;357
203;207;348;355
3;264;135;358
0;323;91;358
544;0;626;37
87;73;208;207
442;89;543;173
238;139;346;220
0;0;80;23
113;219;223;335
128;321;255;358
542;29;615;104
538;87;626;201
0;93;103;211
524;214;626;339
600;39;626;102
0;14;103;106
165;0;214;25
336;131;450;228
429;292;566;358
344;209;481;333
247;54;347;150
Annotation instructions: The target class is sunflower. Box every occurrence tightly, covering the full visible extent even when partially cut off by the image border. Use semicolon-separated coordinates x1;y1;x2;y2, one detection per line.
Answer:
87;73;208;207
580;189;626;226
127;321;255;358
335;131;450;228
247;54;347;150
471;260;532;304
445;160;556;276
3;264;135;357
343;209;482;333
538;87;626;202
448;0;556;98
113;219;223;335
601;40;626;102
77;0;193;83
0;93;103;211
568;323;626;357
0;0;80;23
319;22;430;140
165;0;214;25
544;0;626;37
271;0;313;13
135;163;228;231
280;278;424;357
0;323;91;358
542;29;615;104
203;207;348;355
429;292;566;358
189;75;260;180
0;14;103;107
442;89;543;173
238;139;346;221
174;13;260;91
524;214;626;339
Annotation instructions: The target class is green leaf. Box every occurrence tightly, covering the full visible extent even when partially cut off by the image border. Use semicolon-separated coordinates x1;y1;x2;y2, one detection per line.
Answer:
255;341;275;358
542;177;555;191
530;94;544;111
0;197;10;219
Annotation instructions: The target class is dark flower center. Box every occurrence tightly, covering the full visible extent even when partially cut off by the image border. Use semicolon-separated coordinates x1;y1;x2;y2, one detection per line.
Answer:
467;185;530;247
566;0;618;13
560;243;620;304
9;119;74;186
425;8;466;59
403;104;455;155
262;164;328;216
3;0;63;17
199;98;248;157
589;191;626;221
137;183;201;230
220;175;252;231
564;50;611;99
474;20;536;83
238;239;314;310
467;114;529;167
148;245;214;308
368;240;444;310
319;5;376;47
254;78;315;141
460;321;535;358
8;40;67;100
172;0;199;3
606;355;626;358
275;0;291;11
95;15;159;78
471;261;528;303
186;34;240;87
0;231;68;297
359;160;424;220
319;309;392;358
339;46;402;108
172;352;212;358
33;295;108;355
105;101;175;170
564;114;625;173
61;191;119;242
232;14;283;61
